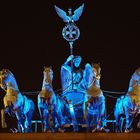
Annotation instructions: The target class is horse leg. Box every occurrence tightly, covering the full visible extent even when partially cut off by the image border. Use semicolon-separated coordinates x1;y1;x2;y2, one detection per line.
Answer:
86;112;93;132
15;109;24;133
24;113;32;133
1;96;11;128
38;95;44;132
38;107;44;132
97;115;101;130
115;115;120;132
52;98;65;132
51;111;58;132
52;110;65;132
68;103;79;132
24;102;35;133
97;97;106;130
115;113;122;132
85;113;90;132
91;114;98;132
137;120;140;128
43;109;50;132
125;110;134;133
1;109;7;128
51;112;57;131
1;106;19;133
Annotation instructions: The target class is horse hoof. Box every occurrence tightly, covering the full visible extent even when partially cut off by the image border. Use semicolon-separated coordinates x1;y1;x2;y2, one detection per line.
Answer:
58;128;65;133
101;128;110;133
137;122;140;128
92;128;97;133
73;129;79;132
125;128;133;133
10;128;18;133
46;130;52;133
43;128;52;133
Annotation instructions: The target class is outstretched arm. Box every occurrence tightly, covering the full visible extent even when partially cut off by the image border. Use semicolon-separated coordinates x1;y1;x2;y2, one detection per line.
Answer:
64;55;74;65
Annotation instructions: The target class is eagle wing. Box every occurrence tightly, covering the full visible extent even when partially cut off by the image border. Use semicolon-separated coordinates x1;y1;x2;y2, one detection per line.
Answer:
72;3;84;22
54;5;69;22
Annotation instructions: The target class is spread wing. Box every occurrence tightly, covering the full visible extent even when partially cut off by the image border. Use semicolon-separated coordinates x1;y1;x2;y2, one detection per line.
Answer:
61;65;72;92
72;3;84;22
54;5;69;22
84;63;95;88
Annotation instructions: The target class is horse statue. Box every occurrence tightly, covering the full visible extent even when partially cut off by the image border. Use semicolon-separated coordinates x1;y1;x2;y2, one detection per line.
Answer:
0;69;35;133
114;67;140;133
84;63;106;132
38;66;65;132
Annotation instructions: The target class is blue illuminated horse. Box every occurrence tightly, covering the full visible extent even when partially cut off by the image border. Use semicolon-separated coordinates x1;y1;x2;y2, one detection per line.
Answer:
38;66;65;132
114;67;140;132
0;69;35;133
84;63;106;132
114;95;138;133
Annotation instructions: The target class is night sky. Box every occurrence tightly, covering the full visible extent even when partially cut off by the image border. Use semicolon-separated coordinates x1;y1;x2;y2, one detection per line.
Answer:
0;0;139;131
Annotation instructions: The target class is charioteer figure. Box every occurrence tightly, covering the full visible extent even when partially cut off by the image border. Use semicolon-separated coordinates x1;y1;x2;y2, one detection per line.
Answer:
61;55;85;132
61;55;83;92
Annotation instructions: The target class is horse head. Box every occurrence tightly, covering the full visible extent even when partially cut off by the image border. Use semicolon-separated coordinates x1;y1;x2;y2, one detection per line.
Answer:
43;66;53;87
0;69;18;91
40;66;54;103
0;69;12;90
0;69;11;79
135;67;140;77
92;63;101;80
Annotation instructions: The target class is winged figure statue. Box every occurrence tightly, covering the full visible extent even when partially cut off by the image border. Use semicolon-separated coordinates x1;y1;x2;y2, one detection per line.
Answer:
54;3;84;23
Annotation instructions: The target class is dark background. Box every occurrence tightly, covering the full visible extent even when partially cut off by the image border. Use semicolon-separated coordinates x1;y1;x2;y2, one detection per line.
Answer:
0;0;139;132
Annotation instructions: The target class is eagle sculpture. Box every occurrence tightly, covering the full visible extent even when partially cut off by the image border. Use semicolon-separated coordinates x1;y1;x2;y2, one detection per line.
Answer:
54;3;84;23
